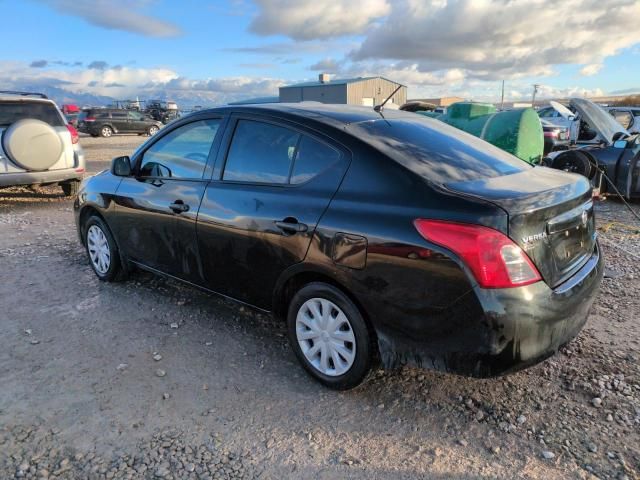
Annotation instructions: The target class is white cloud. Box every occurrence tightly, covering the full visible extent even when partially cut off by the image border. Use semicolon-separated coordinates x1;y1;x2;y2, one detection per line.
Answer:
250;0;390;40
580;63;603;76
0;62;284;104
36;0;181;37
308;58;341;72
252;0;640;82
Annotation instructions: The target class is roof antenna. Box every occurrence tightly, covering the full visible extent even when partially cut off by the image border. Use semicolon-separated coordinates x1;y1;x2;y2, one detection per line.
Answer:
374;84;402;113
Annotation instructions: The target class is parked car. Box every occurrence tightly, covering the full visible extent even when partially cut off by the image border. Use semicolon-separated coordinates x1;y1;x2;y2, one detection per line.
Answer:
606;106;640;134
75;104;603;390
0;90;85;195
77;108;162;137
548;98;640;199
541;119;570;155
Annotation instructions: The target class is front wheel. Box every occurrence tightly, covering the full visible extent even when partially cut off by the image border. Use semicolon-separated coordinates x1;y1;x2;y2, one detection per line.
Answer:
147;125;159;136
83;215;124;282
287;282;375;390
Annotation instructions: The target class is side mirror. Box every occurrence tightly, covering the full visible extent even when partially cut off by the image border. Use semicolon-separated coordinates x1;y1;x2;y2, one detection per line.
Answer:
111;155;132;176
613;140;628;149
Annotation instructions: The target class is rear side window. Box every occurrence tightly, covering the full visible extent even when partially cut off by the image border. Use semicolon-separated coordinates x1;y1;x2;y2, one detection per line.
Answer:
0;101;64;127
223;119;342;185
352;117;529;184
291;136;341;184
223;120;300;184
139;119;221;179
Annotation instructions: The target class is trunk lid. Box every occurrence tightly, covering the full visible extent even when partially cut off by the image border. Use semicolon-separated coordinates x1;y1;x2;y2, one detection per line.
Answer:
445;167;596;288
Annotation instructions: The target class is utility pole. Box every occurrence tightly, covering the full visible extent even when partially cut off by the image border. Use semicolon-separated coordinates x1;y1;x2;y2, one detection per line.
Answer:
500;80;505;110
531;84;540;107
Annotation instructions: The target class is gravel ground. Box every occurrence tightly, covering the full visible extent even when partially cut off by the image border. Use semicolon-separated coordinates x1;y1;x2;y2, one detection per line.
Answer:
0;135;638;479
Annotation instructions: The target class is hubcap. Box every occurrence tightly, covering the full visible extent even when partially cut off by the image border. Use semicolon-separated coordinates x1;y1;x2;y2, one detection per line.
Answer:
150;126;158;135
87;225;111;274
296;298;356;377
102;127;111;137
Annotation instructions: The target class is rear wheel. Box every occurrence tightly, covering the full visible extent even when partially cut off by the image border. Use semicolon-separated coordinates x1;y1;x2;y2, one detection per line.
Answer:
61;180;80;197
83;215;124;282
100;126;113;138
287;282;374;390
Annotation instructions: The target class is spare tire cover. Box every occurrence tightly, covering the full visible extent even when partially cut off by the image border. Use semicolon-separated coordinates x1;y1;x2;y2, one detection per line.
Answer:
1;119;63;171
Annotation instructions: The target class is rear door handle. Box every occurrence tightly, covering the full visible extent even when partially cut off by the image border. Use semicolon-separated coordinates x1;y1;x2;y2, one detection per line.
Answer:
275;218;308;234
169;200;189;213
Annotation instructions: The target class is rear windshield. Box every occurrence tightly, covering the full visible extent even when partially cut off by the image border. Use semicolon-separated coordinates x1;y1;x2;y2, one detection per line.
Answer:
350;116;529;184
0;101;64;127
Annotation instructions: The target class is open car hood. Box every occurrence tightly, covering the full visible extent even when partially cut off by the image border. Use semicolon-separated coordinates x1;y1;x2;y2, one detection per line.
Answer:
570;97;629;144
550;101;575;120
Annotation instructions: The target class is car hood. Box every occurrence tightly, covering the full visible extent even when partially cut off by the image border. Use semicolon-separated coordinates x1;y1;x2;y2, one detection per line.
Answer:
550;101;575;120
570;97;629;144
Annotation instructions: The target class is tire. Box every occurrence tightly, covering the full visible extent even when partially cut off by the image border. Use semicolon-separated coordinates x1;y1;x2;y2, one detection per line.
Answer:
83;215;124;282
551;150;594;178
287;282;375;390
61;180;80;197
2;119;63;170
100;126;113;138
147;125;159;136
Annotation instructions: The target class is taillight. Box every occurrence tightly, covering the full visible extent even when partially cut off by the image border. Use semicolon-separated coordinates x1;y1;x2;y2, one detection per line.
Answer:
84;117;96;122
67;124;79;144
414;219;541;289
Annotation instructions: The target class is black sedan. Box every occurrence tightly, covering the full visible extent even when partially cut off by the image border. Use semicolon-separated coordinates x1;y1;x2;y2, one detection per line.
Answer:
74;104;603;390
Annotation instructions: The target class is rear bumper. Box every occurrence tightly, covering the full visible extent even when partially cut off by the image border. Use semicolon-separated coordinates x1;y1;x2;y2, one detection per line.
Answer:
0;167;84;187
376;243;603;377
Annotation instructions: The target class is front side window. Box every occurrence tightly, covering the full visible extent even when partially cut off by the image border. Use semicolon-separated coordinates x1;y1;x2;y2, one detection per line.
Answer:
111;112;128;119
128;111;144;121
223;120;300;184
139;119;221;179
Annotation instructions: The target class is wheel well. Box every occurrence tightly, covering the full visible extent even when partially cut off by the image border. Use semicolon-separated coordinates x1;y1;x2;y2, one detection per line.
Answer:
275;271;373;325
78;206;105;244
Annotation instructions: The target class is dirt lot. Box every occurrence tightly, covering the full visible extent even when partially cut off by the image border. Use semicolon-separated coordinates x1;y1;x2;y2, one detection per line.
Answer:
0;135;639;480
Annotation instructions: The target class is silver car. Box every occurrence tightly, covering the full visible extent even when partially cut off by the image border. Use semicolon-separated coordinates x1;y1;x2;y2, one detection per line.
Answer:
0;91;85;195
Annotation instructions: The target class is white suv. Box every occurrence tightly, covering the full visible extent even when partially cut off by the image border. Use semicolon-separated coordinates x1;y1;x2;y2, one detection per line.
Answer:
0;91;85;196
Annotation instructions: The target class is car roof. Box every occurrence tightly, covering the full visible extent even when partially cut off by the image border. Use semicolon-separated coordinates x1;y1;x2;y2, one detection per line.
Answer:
0;94;55;104
201;102;420;129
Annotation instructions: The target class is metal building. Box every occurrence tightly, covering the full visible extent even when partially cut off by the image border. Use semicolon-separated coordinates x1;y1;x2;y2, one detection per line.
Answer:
279;73;407;107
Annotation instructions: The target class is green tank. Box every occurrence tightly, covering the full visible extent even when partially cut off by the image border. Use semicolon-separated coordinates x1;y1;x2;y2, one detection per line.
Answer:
417;102;544;164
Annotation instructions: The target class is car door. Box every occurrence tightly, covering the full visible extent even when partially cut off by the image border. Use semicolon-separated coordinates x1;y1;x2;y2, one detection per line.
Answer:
196;115;349;308
110;111;130;132
112;116;225;280
127;111;147;133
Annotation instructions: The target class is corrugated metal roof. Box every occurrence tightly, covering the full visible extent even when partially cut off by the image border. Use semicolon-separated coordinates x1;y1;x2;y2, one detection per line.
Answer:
280;76;405;89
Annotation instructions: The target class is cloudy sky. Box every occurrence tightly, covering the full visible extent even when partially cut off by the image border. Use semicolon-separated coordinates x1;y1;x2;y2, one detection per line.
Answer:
2;0;640;105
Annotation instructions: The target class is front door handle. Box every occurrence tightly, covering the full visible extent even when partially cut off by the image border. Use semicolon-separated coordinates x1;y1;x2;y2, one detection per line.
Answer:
275;218;308;234
169;200;189;213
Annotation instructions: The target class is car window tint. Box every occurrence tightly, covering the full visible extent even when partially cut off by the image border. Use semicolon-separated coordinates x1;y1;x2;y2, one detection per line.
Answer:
291;136;341;184
128;111;144;120
352;117;529;184
0;102;64;127
612;111;633;129
538;108;556;118
112;112;128;118
223;120;300;184
139;119;220;179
